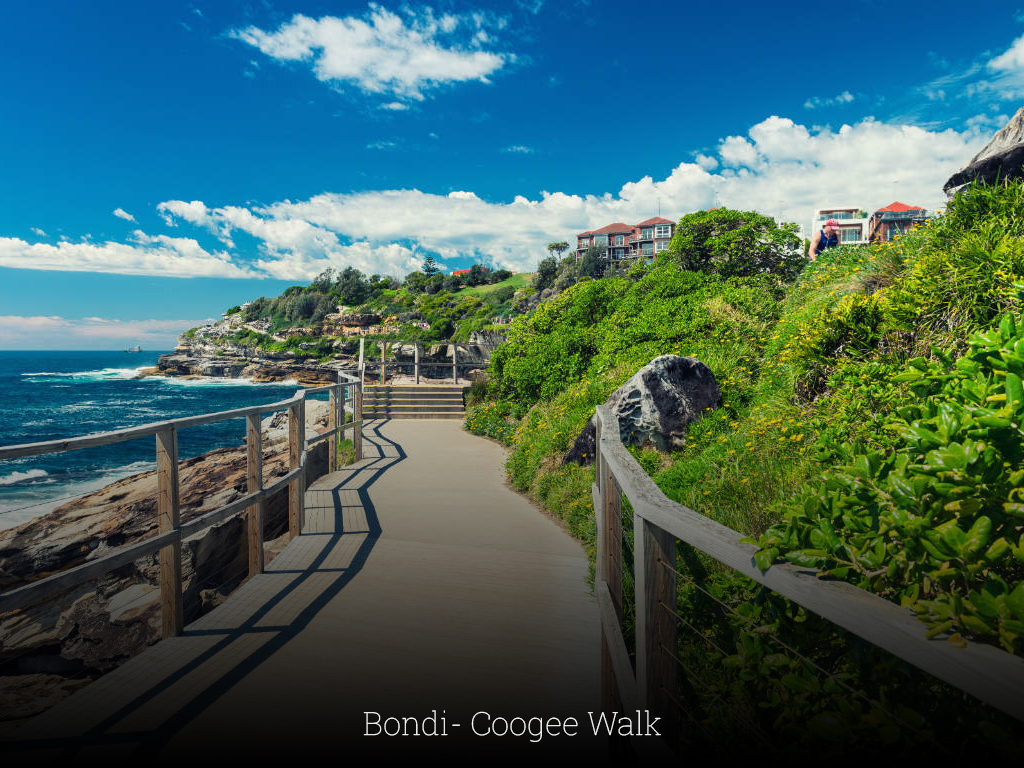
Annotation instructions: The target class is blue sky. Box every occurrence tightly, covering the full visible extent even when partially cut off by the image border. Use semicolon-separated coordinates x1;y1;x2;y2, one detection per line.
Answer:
2;0;1023;348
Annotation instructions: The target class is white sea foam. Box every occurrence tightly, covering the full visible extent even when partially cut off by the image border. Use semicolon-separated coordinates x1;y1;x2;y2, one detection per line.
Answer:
0;469;49;486
22;367;147;382
0;461;155;531
147;374;299;388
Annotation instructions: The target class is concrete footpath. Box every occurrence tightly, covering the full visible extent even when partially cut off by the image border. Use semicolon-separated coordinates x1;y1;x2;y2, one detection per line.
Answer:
2;420;606;762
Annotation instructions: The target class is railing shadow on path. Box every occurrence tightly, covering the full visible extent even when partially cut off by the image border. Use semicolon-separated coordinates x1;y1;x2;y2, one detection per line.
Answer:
1;420;404;760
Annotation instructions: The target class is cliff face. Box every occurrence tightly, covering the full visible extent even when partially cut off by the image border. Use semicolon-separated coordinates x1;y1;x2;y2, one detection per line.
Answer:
0;407;334;727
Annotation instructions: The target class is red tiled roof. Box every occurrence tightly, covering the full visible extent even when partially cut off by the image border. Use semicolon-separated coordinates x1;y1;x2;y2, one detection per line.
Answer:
636;216;673;226
875;201;923;213
590;222;634;234
577;230;593;238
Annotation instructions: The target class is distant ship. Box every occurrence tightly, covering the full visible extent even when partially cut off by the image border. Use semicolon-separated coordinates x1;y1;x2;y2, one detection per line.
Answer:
124;345;142;353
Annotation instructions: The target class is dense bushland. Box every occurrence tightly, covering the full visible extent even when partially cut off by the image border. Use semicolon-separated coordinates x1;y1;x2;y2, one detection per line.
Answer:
465;185;1024;754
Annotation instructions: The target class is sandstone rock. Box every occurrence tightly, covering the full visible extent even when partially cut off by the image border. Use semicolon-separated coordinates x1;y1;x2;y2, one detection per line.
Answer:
565;355;720;464
945;106;1024;195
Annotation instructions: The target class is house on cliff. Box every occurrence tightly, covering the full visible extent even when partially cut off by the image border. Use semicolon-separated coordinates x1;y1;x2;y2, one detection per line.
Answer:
868;201;930;243
575;216;675;262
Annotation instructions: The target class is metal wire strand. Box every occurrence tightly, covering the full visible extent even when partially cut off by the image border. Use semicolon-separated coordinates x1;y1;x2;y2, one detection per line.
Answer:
659;558;951;752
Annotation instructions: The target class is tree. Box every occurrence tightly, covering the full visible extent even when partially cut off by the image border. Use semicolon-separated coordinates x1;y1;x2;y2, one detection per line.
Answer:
547;241;569;259
535;256;558;291
579;247;605;279
466;263;488;286
667;208;804;279
422;255;440;275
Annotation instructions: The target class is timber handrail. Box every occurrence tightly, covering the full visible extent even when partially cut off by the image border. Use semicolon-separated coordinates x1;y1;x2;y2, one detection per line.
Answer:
0;373;365;636
591;404;1024;751
355;337;473;384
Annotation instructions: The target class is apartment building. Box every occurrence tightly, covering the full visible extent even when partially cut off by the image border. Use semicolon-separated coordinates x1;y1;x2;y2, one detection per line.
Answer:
810;206;870;245
868;201;930;242
576;216;675;261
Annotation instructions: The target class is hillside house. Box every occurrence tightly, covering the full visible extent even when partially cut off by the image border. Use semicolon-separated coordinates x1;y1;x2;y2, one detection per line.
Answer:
576;216;675;262
869;201;930;243
809;206;870;245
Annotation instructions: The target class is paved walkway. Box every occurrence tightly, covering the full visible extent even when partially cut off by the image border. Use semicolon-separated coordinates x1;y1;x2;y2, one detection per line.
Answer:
1;421;604;761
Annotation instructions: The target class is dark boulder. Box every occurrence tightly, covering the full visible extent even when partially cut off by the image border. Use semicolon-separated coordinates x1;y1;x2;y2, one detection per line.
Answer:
944;106;1024;195
565;355;720;465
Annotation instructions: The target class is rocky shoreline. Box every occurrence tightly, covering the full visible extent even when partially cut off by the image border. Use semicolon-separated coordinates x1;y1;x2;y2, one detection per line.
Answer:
143;329;505;386
0;403;334;730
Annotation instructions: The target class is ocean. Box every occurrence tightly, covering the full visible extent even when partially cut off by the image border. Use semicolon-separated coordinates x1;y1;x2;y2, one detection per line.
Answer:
0;351;309;530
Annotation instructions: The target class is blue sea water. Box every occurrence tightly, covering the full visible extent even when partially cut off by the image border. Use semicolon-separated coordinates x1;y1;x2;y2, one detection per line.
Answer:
0;351;308;530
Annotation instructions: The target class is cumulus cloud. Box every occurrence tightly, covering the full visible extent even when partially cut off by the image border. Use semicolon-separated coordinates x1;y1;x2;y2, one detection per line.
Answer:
112;207;136;222
0;231;252;278
804;91;855;109
0;315;210;350
6;115;988;282
151;115;985;278
502;145;534;154
30;227;46;237
229;7;511;102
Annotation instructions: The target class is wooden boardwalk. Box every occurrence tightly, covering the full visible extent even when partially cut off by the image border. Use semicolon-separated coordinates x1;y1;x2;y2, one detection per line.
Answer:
1;421;604;761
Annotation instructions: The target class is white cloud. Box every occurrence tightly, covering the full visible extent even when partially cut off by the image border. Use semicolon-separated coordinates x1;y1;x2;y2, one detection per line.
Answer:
0;231;252;278
0;315;210;350
30;227;46;237
988;31;1024;73
5;115;987;283
152;114;986;277
112;207;136;222
804;90;855;109
694;153;718;171
502;145;534;154
229;7;510;102
366;139;398;150
379;101;409;111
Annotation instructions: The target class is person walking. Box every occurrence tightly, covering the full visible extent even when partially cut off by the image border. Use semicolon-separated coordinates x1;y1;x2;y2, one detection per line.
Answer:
808;218;840;260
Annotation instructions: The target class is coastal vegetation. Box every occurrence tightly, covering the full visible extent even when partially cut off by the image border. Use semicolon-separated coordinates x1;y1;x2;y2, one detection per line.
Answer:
465;183;1024;752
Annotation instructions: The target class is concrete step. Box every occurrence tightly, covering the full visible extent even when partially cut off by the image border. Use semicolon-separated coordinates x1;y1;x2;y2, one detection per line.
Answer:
358;415;462;421
361;384;467;420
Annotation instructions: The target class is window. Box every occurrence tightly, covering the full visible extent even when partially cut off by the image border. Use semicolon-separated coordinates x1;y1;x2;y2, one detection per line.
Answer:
642;228;653;239
579;238;589;248
654;224;671;238
654;240;670;253
840;227;861;243
594;234;608;247
614;234;624;246
642;243;654;255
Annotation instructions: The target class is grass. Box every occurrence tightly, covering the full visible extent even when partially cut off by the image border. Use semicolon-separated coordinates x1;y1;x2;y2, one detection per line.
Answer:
456;273;531;297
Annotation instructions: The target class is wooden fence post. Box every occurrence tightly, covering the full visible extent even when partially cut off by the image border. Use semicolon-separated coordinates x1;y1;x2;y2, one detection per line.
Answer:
380;342;385;385
634;516;679;745
452;344;458;384
328;386;338;471
156;427;183;638
353;383;363;461
414;343;420;384
246;412;265;577
288;397;305;539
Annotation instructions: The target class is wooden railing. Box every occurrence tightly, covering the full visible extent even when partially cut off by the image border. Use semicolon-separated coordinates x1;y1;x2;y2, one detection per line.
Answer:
356;338;476;385
591;404;1024;752
0;375;364;637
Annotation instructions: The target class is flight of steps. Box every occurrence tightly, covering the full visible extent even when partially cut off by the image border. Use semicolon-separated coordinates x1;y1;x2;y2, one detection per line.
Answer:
361;385;467;420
